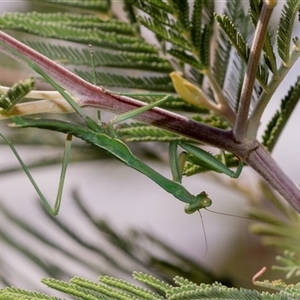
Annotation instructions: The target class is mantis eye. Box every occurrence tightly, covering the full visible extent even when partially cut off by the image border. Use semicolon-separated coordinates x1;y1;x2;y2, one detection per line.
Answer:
184;191;212;214
202;194;212;208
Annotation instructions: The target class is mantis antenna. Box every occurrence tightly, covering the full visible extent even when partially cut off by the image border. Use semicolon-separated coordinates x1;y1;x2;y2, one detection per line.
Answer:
197;209;209;257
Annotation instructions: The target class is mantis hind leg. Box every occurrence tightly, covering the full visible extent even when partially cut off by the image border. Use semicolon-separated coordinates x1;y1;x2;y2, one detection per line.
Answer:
0;133;72;216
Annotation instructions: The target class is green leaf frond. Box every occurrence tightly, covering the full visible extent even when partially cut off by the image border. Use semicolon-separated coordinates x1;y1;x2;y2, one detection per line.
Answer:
277;0;300;65
0;12;132;34
273;250;300;279
248;0;262;26
38;0;111;11
99;275;163;299
214;12;268;89
262;76;300;153
168;0;190;32
115;122;194;143
253;275;300;292
0;286;59;300
133;271;172;294
0;77;34;111
132;0;213;70
138;15;192;51
24;40;173;72
198;24;213;68
0;13;155;53
191;0;214;66
122;0;138;25
224;59;245;111
134;0;173;18
75;70;174;91
190;0;203;51
248;181;300;253
4;272;300;300
128;94;209;113
212;0;253;110
214;13;250;65
184;152;239;177
133;0;174;27
42;278;94;299
167;48;204;69
191;115;229;129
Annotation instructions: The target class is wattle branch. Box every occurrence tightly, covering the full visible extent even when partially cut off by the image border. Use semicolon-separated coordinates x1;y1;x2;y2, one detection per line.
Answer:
0;30;300;213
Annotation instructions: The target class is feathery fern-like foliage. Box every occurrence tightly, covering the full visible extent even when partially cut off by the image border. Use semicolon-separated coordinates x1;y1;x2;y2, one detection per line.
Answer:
75;70;174;91
2;271;300;300
262;76;300;152
0;77;34;111
0;11;158;53
25;40;173;72
115;114;229;143
39;0;111;11
273;251;300;279
214;13;270;90
277;0;300;65
248;181;300;253
115;122;193;142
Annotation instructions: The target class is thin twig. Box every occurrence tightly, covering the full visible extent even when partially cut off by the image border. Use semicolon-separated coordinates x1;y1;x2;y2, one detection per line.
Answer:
233;0;277;142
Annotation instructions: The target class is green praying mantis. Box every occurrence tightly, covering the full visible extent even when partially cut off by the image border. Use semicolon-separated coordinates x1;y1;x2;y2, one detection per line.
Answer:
1;96;243;216
0;41;244;217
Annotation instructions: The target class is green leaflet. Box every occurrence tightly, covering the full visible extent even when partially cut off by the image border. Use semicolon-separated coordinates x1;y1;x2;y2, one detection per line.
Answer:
277;0;300;65
133;0;174;27
248;180;300;253
25;40;173;71
0;77;34;111
115;122;194;143
214;13;250;63
214;12;268;90
262;76;300;153
115;115;227;143
75;70;174;91
138;15;192;50
37;0;110;11
168;48;204;70
127;95;210;113
273;251;300;279
212;0;252;110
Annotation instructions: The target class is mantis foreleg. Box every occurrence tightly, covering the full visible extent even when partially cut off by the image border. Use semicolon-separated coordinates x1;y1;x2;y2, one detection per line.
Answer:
168;141;244;213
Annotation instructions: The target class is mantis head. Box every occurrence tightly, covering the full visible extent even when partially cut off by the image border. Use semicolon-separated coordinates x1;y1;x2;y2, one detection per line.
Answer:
184;192;212;214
